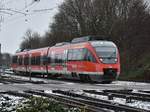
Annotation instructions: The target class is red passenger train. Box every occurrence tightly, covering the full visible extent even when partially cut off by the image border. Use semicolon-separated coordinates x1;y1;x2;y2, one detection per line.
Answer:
11;36;120;83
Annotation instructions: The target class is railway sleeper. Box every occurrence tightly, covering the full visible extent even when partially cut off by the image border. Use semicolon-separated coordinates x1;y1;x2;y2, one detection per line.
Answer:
84;90;150;102
51;90;147;112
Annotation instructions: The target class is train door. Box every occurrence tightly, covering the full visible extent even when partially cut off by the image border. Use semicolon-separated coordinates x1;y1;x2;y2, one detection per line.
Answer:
79;48;97;81
47;49;61;77
24;52;29;75
40;51;48;76
40;52;45;75
63;50;68;73
54;50;65;77
67;48;97;80
67;48;83;79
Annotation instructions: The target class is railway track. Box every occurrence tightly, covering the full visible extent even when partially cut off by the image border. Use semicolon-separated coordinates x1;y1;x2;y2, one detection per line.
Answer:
0;70;150;111
0;75;46;84
1;90;108;112
0;89;149;112
84;89;150;102
52;90;148;112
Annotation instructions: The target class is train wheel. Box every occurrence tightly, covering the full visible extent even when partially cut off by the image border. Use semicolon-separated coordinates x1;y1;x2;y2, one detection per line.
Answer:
79;74;92;82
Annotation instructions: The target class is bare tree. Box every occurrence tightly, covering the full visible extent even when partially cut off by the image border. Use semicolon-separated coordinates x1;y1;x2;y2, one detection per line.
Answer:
20;29;41;50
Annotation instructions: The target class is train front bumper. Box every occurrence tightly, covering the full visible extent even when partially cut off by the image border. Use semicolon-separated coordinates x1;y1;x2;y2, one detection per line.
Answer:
88;69;119;82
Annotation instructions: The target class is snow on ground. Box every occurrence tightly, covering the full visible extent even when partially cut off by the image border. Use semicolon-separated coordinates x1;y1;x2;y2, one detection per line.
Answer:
0;94;24;112
44;90;53;94
114;81;150;86
95;81;150;87
112;97;150;110
85;90;150;111
126;100;150;110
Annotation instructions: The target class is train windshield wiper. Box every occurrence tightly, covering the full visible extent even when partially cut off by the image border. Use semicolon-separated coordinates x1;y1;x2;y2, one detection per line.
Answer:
108;51;116;59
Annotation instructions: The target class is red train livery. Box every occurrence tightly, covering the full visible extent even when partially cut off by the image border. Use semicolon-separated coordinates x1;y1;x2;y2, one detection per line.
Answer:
11;36;120;83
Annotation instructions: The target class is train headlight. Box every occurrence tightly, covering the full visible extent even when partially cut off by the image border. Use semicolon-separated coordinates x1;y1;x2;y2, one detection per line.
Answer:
114;58;117;62
100;58;103;62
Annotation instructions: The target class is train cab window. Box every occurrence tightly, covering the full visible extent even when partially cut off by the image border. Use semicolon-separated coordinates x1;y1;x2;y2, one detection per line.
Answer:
12;56;18;64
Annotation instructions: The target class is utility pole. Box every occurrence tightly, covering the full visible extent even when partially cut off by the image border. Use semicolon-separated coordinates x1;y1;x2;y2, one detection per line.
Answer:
0;43;2;76
0;43;1;66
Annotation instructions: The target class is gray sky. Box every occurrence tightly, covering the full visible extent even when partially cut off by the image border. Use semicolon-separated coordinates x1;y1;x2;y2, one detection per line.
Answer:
0;0;64;54
0;0;149;54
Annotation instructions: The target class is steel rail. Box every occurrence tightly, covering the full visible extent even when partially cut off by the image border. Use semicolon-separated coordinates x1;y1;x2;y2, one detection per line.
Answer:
102;89;150;101
83;90;150;102
0;75;46;84
52;90;147;112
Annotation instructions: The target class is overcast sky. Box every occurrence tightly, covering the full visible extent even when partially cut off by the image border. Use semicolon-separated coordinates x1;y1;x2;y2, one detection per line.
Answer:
0;0;64;54
0;0;149;54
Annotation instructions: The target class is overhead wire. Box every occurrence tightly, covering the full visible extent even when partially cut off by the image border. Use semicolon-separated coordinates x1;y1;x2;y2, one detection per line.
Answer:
3;0;39;23
1;0;60;28
0;11;13;15
3;6;58;26
1;8;27;15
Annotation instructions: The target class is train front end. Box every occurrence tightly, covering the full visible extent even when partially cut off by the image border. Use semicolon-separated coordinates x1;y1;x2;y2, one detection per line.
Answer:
90;41;120;82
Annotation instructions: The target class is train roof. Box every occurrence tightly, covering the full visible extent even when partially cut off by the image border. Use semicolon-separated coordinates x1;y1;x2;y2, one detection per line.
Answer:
71;35;109;43
90;41;117;47
27;47;49;52
14;35;116;55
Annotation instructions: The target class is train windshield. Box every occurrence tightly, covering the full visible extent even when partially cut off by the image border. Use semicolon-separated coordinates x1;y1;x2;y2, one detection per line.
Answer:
95;46;117;58
94;45;118;64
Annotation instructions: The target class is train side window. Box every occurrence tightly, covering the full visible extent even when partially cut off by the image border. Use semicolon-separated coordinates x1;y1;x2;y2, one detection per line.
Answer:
85;49;96;62
76;49;85;61
55;54;60;63
31;57;36;65
12;56;17;64
47;55;51;64
68;49;73;61
50;51;55;64
36;56;40;65
42;56;48;65
68;49;85;61
24;57;29;65
58;53;63;63
18;57;23;65
63;50;67;63
62;52;66;63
